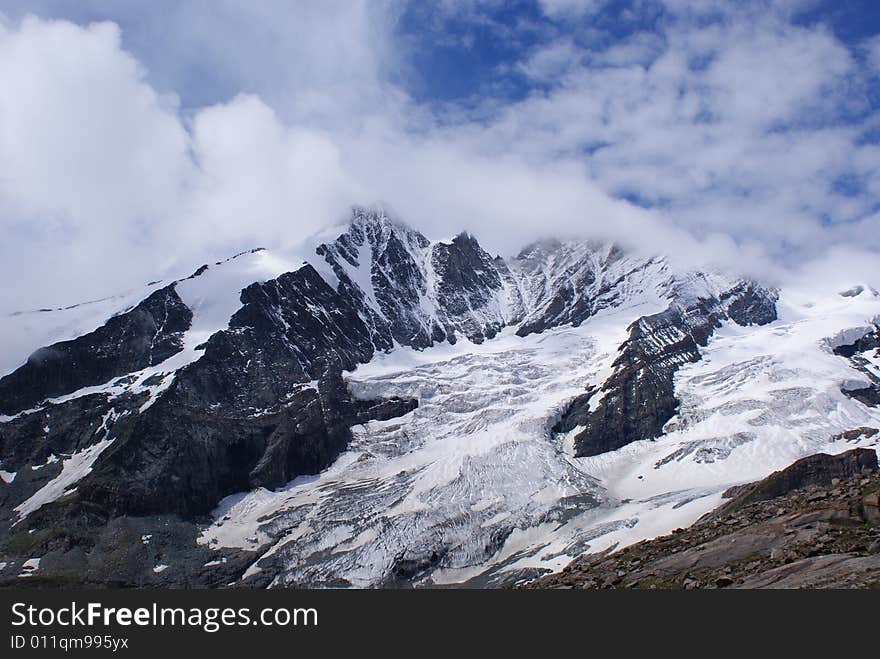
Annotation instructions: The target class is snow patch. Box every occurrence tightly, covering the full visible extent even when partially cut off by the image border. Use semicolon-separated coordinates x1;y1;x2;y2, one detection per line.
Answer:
14;437;115;521
18;558;40;577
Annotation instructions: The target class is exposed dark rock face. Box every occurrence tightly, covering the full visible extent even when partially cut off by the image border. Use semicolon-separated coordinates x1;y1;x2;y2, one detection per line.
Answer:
832;426;879;442
0;285;191;416
171;264;378;414
76;371;416;517
431;233;505;343
832;325;880;407
833;325;880;358
552;389;596;435
0;505;258;588
556;283;778;457
0;394;125;471
524;448;880;590
844;387;880;406
512;240;592;338
511;242;651;337
387;547;449;586
721;281;779;326
713;448;878;516
316;209;509;350
45;216;471;520
0;391;148;530
317;209;437;350
560;306;701;457
353;396;419;424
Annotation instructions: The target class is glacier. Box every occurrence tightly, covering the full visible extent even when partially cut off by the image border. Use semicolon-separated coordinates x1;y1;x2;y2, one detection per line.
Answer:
199;278;880;587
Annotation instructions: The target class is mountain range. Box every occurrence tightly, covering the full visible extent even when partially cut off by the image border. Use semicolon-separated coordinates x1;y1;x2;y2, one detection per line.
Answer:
1;207;878;587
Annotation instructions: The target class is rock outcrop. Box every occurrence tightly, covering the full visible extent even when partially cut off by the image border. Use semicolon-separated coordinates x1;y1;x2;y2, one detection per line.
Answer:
833;325;880;407
555;280;778;457
712;448;878;516
0;285;191;415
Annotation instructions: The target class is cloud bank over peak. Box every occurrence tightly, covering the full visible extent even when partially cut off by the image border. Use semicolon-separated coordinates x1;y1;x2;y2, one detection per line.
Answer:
0;1;878;313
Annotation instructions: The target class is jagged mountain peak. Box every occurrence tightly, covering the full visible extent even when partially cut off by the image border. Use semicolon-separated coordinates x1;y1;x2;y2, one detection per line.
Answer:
514;236;609;263
442;230;481;246
347;205;426;244
515;237;564;260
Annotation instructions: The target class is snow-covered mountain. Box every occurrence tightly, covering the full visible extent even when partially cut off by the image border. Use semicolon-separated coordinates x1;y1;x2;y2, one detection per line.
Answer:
0;207;878;587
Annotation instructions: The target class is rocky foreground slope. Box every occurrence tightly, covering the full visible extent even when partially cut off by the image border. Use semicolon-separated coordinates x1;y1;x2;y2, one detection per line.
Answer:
526;447;880;589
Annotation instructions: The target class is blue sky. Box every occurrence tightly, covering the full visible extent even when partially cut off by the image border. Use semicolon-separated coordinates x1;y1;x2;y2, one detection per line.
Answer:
8;1;880;116
399;0;664;104
0;1;879;311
